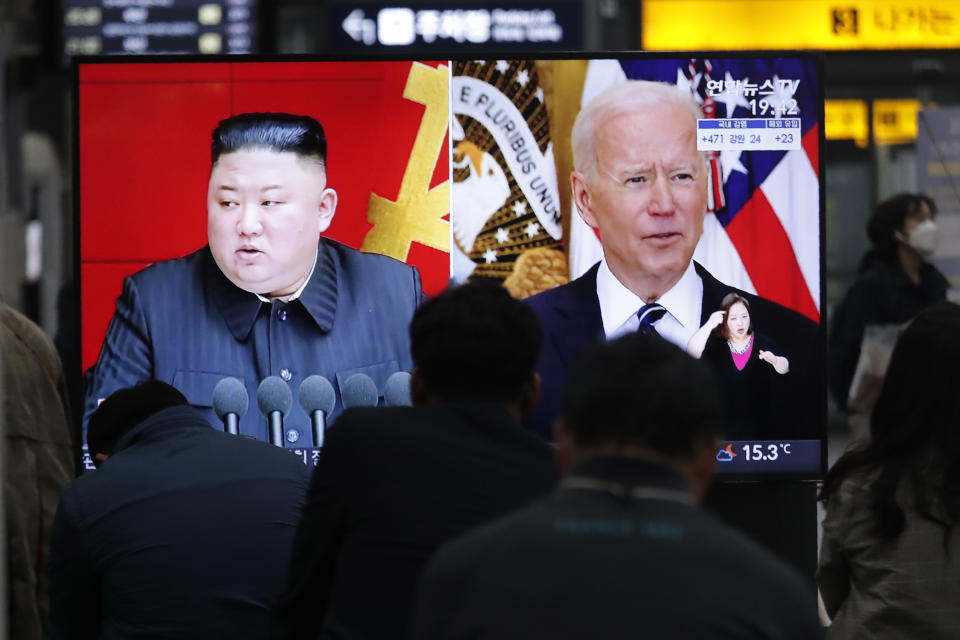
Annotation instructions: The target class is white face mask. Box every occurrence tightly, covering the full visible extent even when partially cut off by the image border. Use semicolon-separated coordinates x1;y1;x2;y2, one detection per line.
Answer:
904;219;939;256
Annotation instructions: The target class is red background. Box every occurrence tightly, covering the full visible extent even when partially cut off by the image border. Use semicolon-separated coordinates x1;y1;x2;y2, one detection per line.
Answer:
79;60;450;372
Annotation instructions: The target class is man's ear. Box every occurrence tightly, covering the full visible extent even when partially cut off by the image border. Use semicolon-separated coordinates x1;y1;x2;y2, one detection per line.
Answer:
409;368;427;406
570;171;598;229
520;372;541;416
317;187;338;234
553;418;577;472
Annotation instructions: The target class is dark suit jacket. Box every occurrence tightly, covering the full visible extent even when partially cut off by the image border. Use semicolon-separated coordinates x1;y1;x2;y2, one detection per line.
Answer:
414;455;824;640
271;403;558;640
83;240;423;448
525;262;821;441
47;406;311;640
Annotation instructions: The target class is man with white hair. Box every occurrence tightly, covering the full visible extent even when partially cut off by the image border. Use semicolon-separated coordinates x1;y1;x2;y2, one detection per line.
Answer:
524;80;819;442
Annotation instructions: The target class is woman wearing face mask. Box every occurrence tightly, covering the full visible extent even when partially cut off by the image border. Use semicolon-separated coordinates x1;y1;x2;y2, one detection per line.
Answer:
686;293;790;439
829;193;948;415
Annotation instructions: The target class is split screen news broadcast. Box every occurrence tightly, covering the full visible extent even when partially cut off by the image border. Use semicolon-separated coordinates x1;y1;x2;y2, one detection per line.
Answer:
78;54;825;476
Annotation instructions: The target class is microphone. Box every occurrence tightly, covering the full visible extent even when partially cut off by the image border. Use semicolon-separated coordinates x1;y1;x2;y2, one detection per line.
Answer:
257;376;292;447
298;375;336;448
340;373;379;410
212;377;248;435
383;371;412;407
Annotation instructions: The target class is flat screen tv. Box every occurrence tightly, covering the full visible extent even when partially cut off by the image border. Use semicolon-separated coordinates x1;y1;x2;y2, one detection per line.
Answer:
76;53;824;478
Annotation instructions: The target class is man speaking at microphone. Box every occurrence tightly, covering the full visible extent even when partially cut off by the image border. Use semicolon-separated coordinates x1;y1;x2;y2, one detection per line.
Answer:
271;282;558;639
83;113;423;447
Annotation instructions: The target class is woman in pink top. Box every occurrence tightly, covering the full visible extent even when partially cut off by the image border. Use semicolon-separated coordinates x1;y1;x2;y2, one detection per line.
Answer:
687;293;790;439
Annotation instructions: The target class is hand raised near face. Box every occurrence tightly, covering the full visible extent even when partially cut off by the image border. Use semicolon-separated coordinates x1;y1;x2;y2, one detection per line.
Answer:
707;310;726;330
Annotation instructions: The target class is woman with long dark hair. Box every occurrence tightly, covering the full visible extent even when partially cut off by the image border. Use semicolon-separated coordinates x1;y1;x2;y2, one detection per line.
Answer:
818;302;960;638
829;193;947;411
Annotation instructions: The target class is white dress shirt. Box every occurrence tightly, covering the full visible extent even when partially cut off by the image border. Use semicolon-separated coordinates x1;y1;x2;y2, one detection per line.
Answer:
256;251;318;303
596;258;703;349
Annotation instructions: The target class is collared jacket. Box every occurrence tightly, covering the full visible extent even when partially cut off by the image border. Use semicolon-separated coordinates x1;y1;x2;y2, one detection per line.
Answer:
83;240;423;450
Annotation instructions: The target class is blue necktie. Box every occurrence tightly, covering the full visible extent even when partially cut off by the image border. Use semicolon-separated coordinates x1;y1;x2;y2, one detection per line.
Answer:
637;303;667;336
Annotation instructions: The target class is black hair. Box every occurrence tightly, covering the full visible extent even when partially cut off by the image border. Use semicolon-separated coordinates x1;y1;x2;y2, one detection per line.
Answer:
87;381;188;462
821;302;960;546
409;281;542;403
917;193;938;217
713;292;753;340
211;113;327;168
860;192;935;272
560;334;722;457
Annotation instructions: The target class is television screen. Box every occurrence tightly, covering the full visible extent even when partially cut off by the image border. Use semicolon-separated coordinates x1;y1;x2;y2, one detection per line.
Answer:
77;54;824;477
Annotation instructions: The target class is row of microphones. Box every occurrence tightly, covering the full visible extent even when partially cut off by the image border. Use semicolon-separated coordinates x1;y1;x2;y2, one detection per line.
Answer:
211;371;412;447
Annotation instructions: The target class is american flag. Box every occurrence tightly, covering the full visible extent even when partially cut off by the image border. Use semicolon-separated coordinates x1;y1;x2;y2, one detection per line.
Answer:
569;58;821;323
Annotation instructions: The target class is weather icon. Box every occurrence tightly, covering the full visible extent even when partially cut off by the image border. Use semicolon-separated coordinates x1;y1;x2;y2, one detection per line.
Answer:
716;444;738;462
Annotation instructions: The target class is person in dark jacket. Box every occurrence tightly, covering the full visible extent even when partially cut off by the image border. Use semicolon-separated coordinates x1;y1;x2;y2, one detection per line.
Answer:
271;282;558;640
819;302;960;638
414;334;822;640
829;193;948;411
2;301;75;640
83;113;423;447
47;381;310;640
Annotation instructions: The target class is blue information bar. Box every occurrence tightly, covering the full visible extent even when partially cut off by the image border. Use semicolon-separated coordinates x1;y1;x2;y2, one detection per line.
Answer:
714;440;821;474
698;118;800;129
697;118;802;151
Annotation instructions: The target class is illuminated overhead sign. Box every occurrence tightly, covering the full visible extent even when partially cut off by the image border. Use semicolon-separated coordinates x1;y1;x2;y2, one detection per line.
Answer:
62;0;258;64
873;99;920;145
642;1;960;50
330;2;582;50
825;100;869;147
823;99;920;146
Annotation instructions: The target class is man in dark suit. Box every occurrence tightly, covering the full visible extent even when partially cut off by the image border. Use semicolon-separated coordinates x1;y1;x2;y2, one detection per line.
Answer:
526;80;820;441
271;282;558;640
48;381;311;639
414;335;824;640
83;113;422;448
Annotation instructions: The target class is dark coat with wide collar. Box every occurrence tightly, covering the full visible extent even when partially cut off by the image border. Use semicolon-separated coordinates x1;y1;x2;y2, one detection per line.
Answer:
83;240;423;449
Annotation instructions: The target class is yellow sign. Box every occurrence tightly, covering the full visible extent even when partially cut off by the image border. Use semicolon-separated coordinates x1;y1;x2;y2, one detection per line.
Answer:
873;99;920;145
825;100;869;147
643;1;960;50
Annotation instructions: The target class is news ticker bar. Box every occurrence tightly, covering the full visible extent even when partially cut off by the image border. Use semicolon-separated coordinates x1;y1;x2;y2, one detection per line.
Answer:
83;446;323;471
86;441;821;473
697;118;802;152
